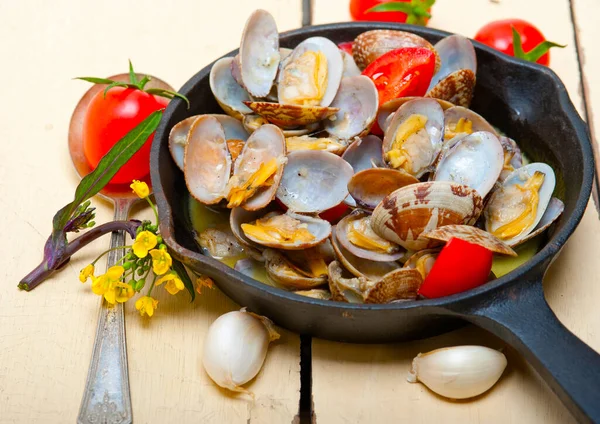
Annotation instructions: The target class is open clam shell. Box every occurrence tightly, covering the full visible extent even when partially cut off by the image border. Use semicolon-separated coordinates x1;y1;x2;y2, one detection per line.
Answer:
241;211;331;250
295;289;332;300
263;249;327;290
443;106;498;140
324;75;379;140
348;168;418;210
377;97;454;134
184;116;232;205
331;225;400;280
243;114;320;137
499;136;524;181
228;124;286;210
169;114;249;171
286;135;347;155
352;30;441;72
516;197;564;245
403;249;439;280
209;57;252;119
336;210;405;261
277;150;353;213
278;36;344;108
341;135;384;171
243;101;339;128
239;9;280;98
426;35;477;107
230;205;277;259
433;131;505;198
371;181;484;251
382;98;445;178
422;225;517;256
342;51;362;77
484;163;556;246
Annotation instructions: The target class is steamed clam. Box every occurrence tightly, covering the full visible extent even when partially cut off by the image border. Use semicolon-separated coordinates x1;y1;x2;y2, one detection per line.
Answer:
174;9;564;304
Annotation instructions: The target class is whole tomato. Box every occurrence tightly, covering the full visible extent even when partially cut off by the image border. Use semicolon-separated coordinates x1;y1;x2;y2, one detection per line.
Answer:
474;19;564;66
350;0;434;26
83;87;168;185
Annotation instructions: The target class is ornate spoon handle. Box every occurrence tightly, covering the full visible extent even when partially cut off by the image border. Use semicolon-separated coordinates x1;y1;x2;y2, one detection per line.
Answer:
78;199;133;424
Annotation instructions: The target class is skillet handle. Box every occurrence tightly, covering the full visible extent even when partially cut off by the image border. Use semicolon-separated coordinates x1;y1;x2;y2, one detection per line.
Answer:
448;277;600;424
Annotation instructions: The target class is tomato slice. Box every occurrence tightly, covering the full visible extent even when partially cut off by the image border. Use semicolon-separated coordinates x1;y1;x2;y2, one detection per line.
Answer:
362;47;436;106
338;41;354;55
418;238;493;299
319;202;350;224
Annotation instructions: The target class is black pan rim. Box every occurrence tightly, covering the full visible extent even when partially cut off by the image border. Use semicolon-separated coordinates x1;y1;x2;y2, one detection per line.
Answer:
151;22;594;313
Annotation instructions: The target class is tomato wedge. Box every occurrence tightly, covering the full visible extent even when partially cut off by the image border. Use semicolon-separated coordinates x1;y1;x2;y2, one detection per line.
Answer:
338;41;354;55
418;238;493;299
362;47;436;106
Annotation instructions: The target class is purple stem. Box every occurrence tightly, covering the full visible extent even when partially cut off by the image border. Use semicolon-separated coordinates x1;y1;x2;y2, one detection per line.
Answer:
19;220;141;291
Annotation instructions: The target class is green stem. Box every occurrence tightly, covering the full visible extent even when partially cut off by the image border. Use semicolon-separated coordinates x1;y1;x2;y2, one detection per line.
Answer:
146;197;159;223
91;245;132;266
147;273;157;296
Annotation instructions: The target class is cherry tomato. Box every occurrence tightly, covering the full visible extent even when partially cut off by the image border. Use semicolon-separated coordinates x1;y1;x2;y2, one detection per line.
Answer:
362;47;436;106
350;0;432;25
418;238;493;298
474;19;561;66
319;202;350;224
83;87;169;185
338;41;354;55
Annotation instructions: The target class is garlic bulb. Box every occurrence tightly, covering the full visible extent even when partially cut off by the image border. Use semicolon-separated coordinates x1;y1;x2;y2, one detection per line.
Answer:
202;309;280;393
407;345;507;399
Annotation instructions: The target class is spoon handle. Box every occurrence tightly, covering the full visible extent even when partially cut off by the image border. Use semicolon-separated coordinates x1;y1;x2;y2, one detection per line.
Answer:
77;199;133;424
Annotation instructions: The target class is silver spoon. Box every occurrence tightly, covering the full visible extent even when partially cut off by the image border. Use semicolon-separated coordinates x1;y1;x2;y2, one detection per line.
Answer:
68;73;173;424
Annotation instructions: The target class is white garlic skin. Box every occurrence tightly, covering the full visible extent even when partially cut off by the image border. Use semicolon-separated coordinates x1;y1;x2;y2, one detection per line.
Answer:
408;345;507;399
203;310;278;392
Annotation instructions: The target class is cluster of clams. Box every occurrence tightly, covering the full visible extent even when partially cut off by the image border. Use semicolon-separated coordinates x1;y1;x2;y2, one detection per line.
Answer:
168;10;564;304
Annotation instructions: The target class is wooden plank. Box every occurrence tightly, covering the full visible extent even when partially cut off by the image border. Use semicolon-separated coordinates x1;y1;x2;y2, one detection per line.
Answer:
0;1;302;423
311;0;597;422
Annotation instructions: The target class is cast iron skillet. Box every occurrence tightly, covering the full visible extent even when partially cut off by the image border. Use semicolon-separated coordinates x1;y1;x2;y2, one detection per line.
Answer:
151;23;600;423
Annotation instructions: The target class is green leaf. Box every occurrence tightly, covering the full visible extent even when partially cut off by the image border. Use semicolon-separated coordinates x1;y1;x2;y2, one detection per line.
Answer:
367;0;433;25
52;110;163;231
171;257;195;302
128;60;138;85
512;26;565;63
103;81;129;97
368;2;416;13
75;76;120;85
145;88;191;109
138;75;151;90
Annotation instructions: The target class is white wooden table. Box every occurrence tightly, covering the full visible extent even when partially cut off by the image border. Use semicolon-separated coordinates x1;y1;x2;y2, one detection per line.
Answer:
1;0;599;423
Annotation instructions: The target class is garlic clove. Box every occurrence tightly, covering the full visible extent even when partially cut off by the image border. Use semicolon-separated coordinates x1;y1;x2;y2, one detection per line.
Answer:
407;345;507;399
202;309;280;394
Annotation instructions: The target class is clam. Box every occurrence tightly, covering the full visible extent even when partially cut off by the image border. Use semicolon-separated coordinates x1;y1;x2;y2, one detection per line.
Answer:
516;197;564;245
286;135;347;155
352;30;440;71
443;106;498;140
278;36;344;108
422;225;517;256
243;114;320;137
324;75;379;140
241;211;331;250
404;249;439;280
371;181;484;251
341;134;384;171
328;261;422;303
196;228;245;262
263;249;328;289
484;163;556;246
209;57;252;119
382;98;444;178
239;9;280;97
433;131;504;198
341;51;362;77
295;289;332;300
348;168;418;210
277;150;354;213
498;136;524;181
378;97;454;134
426;35;477;107
336;210;405;261
243;100;339;128
225;124;286;210
230;54;244;87
230;205;277;259
331;225;400;280
169;114;249;171
184;116;232;205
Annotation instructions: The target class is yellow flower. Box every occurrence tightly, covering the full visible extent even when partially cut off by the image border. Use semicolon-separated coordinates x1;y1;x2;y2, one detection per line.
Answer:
132;231;158;258
79;264;95;283
194;275;214;294
130;180;150;199
149;249;172;275
91;266;125;304
135;296;159;317
104;282;135;304
156;272;185;295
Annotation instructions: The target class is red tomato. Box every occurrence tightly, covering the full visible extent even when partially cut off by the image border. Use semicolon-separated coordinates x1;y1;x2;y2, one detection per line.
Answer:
338;41;354;55
350;0;432;25
83;87;168;185
362;47;436;106
474;19;556;66
418;238;493;298
319;202;350;224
